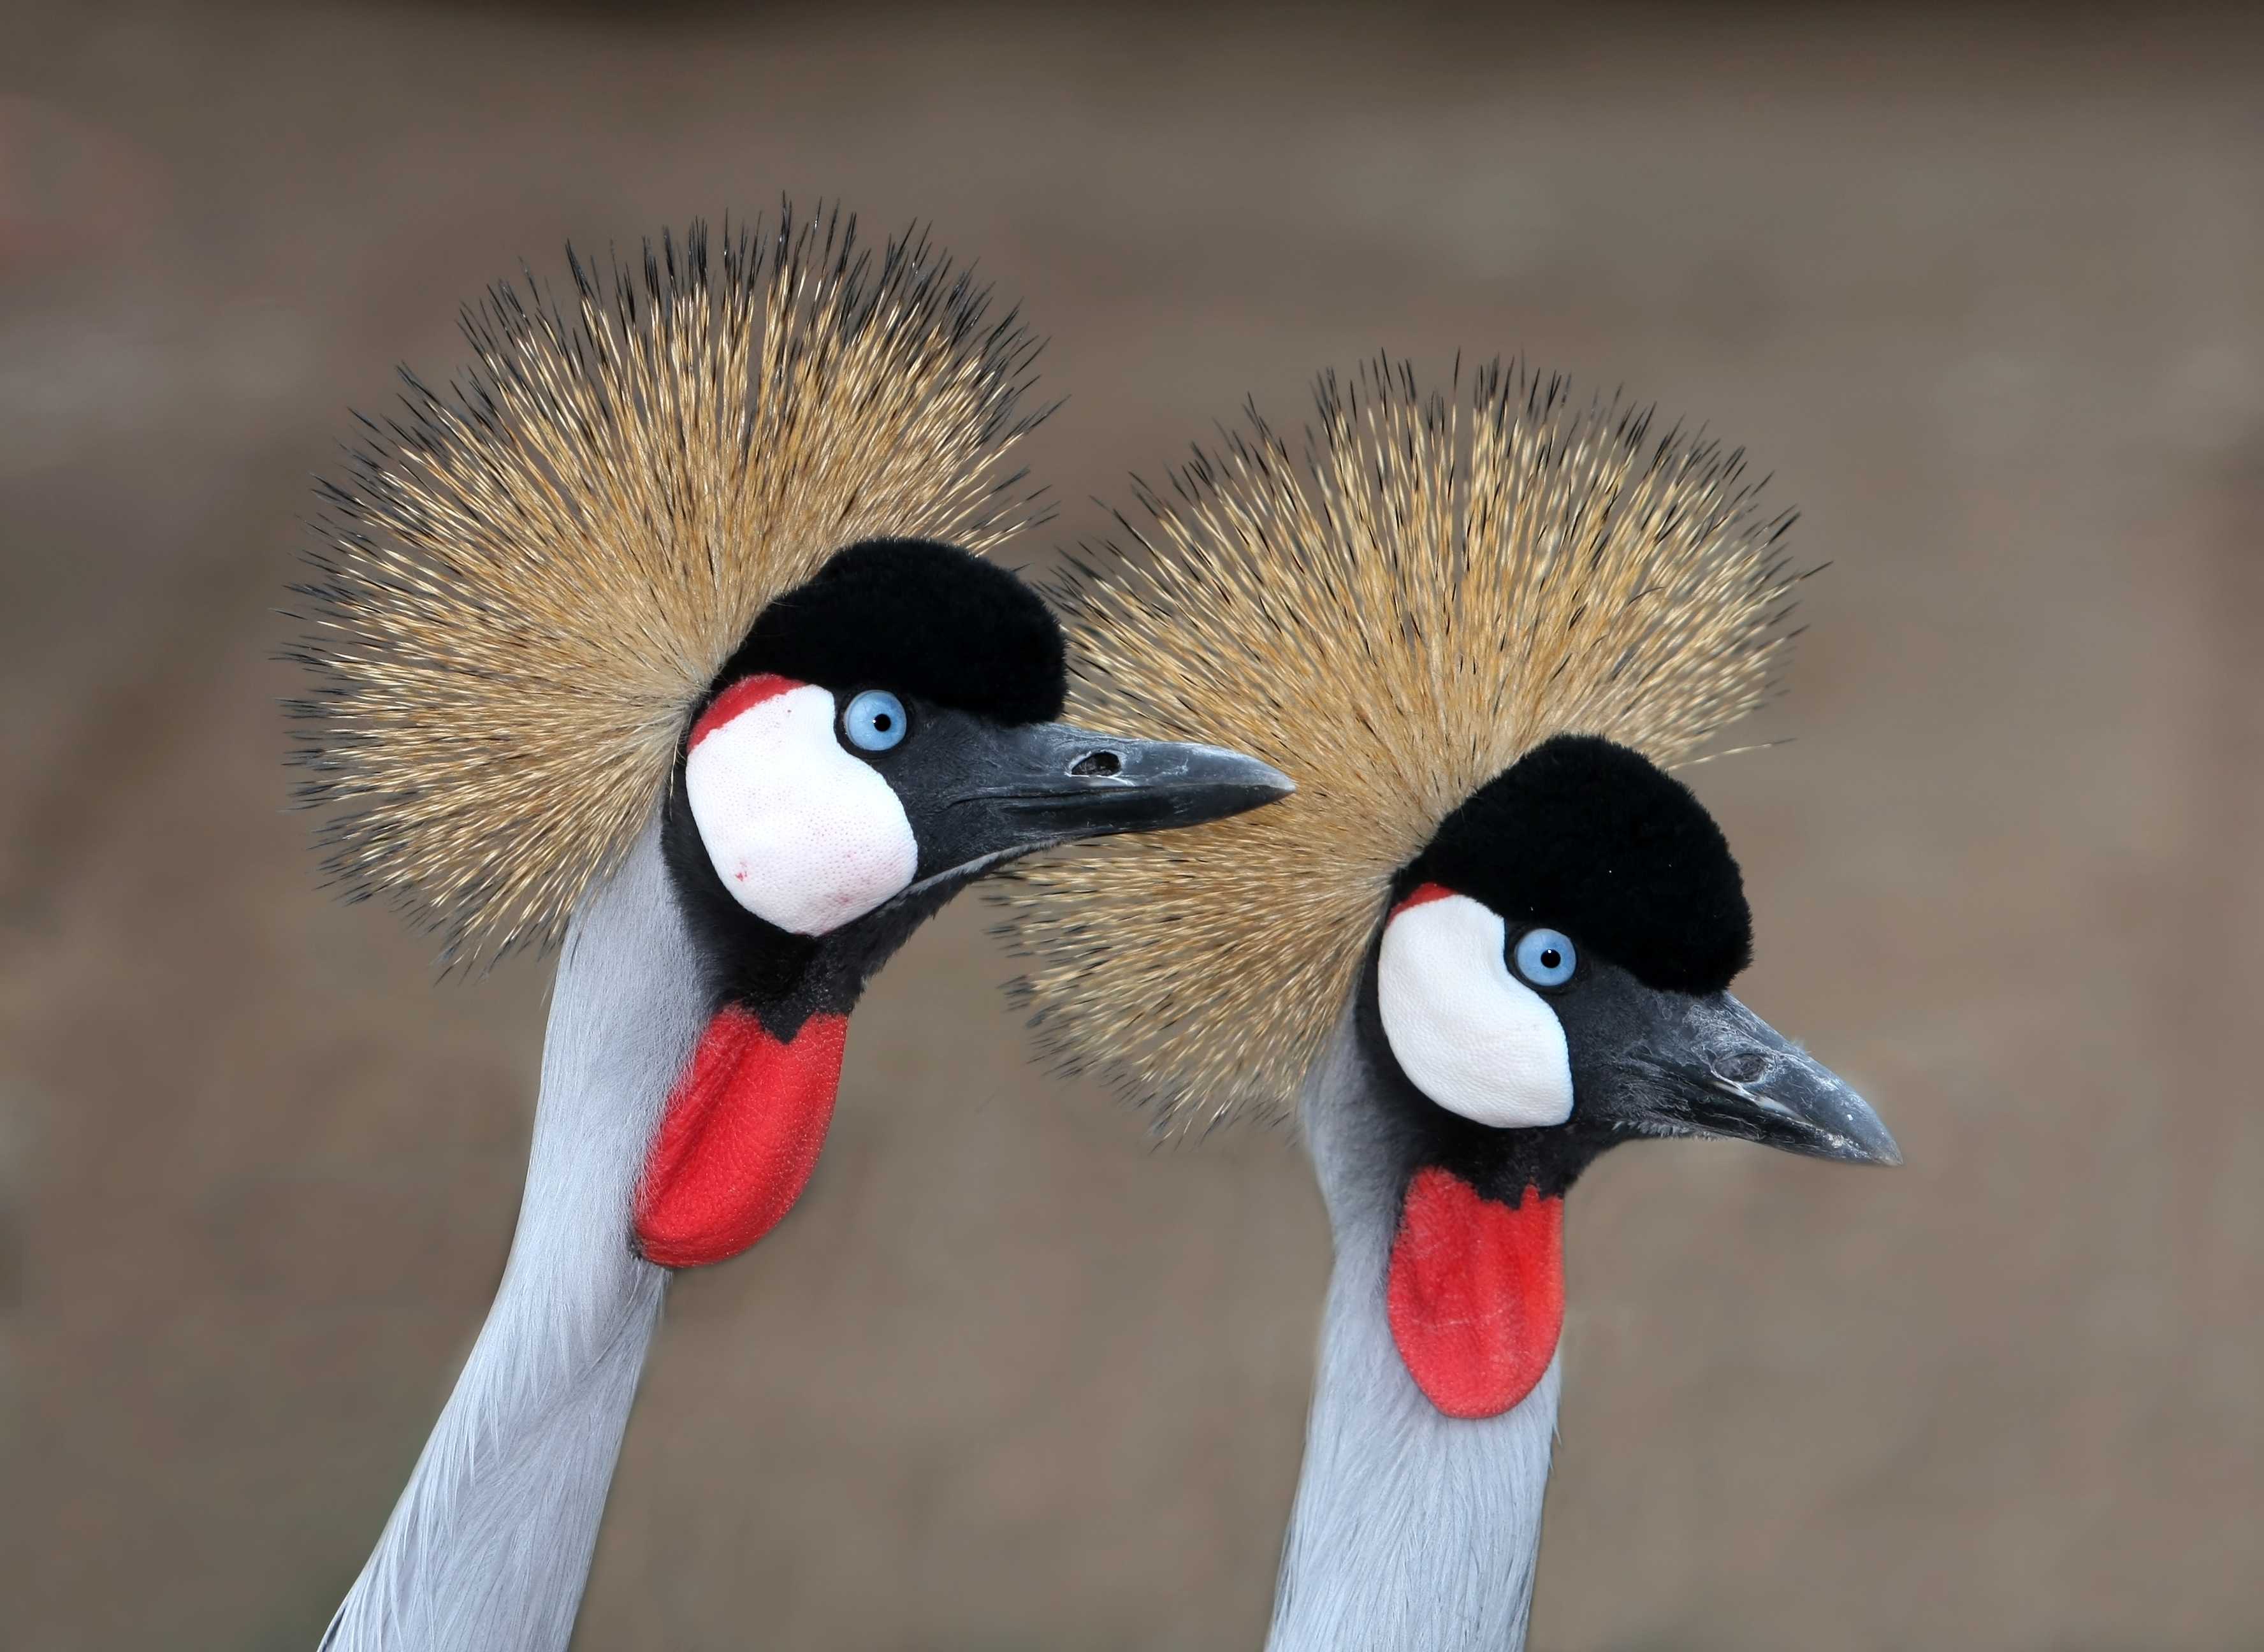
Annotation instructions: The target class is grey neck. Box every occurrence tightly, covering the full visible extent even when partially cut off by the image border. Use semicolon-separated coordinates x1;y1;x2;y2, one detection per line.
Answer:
320;816;706;1652
1266;1008;1562;1652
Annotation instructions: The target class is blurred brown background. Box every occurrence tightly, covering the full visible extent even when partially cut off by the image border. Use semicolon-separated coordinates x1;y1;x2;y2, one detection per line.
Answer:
3;3;2261;1649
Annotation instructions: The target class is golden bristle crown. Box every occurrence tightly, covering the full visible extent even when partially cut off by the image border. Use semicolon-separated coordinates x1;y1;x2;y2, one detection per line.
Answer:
994;359;1805;1131
287;207;1047;967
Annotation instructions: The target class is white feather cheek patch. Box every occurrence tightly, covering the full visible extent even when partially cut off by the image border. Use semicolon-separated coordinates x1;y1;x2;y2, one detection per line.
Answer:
684;684;919;936
1377;892;1575;1129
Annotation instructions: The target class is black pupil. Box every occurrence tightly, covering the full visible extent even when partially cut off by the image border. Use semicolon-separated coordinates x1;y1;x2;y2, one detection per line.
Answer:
871;711;892;731
1539;947;1561;969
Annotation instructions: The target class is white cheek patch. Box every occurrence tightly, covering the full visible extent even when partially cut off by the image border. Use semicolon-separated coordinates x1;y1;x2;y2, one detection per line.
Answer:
1377;892;1574;1130
684;683;918;936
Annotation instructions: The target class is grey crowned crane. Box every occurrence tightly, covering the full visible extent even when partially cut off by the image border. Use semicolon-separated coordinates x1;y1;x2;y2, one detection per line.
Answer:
286;212;1289;1652
999;362;1899;1651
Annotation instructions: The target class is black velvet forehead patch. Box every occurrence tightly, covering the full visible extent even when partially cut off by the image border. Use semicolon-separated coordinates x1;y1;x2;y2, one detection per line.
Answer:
1394;734;1752;994
712;538;1066;725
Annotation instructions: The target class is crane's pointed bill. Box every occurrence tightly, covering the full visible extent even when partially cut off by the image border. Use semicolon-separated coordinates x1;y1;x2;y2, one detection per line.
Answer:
901;719;1294;878
1600;987;1900;1166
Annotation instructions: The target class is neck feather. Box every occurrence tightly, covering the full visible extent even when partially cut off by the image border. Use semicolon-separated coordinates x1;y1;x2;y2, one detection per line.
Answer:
321;816;704;1652
1266;1010;1561;1652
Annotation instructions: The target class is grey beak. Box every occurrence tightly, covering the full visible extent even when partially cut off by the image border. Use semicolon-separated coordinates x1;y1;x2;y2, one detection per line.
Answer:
971;721;1296;842
1609;989;1901;1167
886;713;1293;880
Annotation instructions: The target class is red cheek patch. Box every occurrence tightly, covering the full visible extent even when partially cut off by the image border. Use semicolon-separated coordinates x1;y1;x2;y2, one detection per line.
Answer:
1386;1166;1565;1419
633;1004;847;1269
688;672;803;751
1389;881;1456;919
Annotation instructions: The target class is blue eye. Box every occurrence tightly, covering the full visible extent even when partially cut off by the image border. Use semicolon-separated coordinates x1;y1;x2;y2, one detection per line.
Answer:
842;689;907;753
1512;927;1578;988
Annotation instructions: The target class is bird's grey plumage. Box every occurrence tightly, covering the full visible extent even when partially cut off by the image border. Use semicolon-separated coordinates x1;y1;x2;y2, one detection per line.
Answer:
1268;1007;1559;1652
321;814;699;1652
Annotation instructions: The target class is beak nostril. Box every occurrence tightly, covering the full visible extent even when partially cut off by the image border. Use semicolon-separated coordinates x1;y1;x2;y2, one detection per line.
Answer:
1713;1050;1771;1086
1069;750;1123;778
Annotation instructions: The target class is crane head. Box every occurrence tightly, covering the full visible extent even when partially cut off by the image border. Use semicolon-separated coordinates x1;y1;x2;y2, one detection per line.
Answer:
992;358;1896;1424
639;535;1289;1270
1363;732;1894;1418
666;537;1289;959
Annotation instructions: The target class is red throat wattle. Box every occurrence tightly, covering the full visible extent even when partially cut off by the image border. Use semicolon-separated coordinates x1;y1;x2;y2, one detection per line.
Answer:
1386;1166;1565;1419
634;1005;847;1269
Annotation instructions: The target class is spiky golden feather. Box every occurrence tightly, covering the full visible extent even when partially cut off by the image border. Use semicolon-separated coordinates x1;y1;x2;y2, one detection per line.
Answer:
286;208;1046;967
993;359;1805;1131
